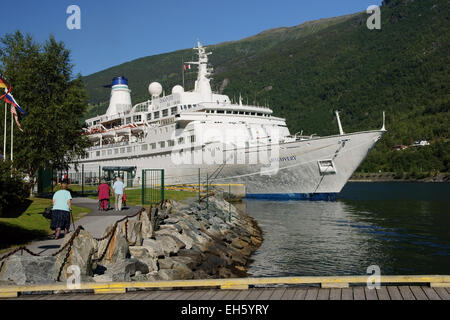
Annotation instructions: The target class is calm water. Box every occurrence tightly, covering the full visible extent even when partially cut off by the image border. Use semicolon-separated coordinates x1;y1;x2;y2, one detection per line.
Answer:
243;182;450;277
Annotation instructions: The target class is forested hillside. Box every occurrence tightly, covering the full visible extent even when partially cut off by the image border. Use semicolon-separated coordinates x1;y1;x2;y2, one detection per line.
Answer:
82;0;449;176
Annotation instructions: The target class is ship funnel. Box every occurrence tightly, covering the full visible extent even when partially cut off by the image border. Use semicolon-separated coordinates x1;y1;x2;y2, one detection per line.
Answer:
105;76;132;116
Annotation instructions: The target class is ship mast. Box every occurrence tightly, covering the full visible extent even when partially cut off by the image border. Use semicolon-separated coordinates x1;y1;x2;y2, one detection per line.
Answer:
185;42;213;100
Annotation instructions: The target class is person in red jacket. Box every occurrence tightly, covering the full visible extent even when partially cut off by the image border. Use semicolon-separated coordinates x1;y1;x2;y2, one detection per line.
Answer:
97;179;110;211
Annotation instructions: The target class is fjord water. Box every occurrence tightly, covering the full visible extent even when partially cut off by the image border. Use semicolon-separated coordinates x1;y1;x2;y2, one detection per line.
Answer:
244;182;450;277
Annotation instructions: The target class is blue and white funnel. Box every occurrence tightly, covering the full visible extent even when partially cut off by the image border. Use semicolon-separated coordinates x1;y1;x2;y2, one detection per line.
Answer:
105;76;132;116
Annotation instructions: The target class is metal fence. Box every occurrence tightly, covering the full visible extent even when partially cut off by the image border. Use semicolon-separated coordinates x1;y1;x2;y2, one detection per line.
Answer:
142;169;165;205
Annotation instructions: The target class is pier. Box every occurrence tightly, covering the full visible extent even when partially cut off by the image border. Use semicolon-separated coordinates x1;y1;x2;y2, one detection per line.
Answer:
1;275;449;300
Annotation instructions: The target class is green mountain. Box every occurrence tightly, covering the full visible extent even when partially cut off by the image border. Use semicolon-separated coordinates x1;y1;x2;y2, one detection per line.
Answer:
82;0;450;176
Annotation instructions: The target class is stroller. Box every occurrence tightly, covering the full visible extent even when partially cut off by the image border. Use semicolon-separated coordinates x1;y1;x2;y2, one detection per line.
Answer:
98;198;111;211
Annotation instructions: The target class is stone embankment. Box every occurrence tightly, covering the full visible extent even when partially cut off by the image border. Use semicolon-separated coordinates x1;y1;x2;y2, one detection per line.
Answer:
0;196;263;285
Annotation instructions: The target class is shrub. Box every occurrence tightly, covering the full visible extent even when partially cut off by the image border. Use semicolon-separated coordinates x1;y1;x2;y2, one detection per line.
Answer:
0;161;30;216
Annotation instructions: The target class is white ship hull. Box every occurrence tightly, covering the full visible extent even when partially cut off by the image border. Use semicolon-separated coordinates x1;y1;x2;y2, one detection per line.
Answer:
71;129;384;200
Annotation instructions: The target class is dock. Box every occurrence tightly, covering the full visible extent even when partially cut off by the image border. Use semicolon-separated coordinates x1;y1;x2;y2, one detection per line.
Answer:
1;275;449;300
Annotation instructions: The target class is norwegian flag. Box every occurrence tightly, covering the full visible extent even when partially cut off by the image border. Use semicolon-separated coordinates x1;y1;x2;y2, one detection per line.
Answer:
10;105;24;132
183;64;191;71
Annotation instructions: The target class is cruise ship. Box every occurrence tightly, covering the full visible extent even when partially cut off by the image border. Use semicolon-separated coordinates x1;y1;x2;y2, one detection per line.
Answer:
69;42;386;200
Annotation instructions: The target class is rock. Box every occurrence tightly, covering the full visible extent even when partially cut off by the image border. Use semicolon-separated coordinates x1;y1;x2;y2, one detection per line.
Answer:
103;259;137;282
142;239;165;258
157;267;193;281
96;225;130;264
163;217;180;224
54;229;97;281
0;255;58;285
93;274;113;283
140;210;153;238
155;229;194;250
118;219;143;246
153;235;182;256
138;258;159;272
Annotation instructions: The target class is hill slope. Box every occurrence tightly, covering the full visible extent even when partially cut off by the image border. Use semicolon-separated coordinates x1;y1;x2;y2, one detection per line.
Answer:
82;0;450;176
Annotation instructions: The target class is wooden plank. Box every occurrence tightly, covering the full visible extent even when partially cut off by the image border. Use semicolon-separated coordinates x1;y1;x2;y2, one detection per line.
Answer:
210;290;230;300
292;288;307;300
341;288;353;300
175;290;197;300
163;290;186;300
398;286;415;300
154;290;179;300
410;286;428;300
364;288;378;300
280;288;297;300
258;288;275;300
269;288;286;300
421;286;441;300
353;287;366;300
223;290;241;300
305;288;319;300
434;287;450;300
246;288;265;300
198;289;220;300
317;288;330;300
186;290;211;300
329;288;341;300
387;286;403;300
234;289;252;300
375;287;390;300
140;290;165;300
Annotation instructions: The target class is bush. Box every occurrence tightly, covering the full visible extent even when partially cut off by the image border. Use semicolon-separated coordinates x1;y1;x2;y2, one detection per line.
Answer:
0;161;30;216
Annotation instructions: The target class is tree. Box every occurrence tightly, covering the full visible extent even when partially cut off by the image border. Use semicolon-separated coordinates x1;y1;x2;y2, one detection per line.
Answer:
0;31;89;192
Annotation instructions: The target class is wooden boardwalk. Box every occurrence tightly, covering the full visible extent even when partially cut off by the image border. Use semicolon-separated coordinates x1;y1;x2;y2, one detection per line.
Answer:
8;286;450;300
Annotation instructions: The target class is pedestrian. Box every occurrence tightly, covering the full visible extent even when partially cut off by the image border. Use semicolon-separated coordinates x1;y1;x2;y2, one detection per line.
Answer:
113;177;125;211
98;179;110;211
51;182;72;239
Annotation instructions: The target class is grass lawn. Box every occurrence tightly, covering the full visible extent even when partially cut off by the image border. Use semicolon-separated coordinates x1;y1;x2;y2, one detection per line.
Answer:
87;188;197;206
0;197;91;254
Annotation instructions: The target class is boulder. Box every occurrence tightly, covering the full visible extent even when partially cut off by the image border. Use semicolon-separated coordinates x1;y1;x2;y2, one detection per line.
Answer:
142;239;165;258
153;235;182;256
140;210;153;238
96;225;130;264
0;255;58;285
54;229;97;281
103;259;137;282
117;219;143;247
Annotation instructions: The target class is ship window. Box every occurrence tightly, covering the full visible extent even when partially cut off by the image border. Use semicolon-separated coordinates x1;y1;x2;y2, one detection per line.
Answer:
141;144;148;151
159;141;165;148
171;107;178;115
135;104;148;113
115;149;119;154
168;140;175;147
190;135;196;143
217;110;224;114
251;112;256;116
108;149;112;155
151;143;156;149
96;151;100;157
183;105;187;110
257;113;263;116
154;111;160;119
188;105;192;109
147;113;152;121
127;147;132;153
133;115;141;122
193;104;197;107
178;137;184;144
120;148;125;154
162;109;168;117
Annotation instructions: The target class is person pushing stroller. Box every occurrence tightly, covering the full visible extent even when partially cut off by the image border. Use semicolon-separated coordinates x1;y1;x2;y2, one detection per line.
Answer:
98;179;110;211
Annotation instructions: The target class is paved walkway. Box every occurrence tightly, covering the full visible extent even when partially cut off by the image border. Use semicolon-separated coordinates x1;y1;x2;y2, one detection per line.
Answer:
25;197;143;256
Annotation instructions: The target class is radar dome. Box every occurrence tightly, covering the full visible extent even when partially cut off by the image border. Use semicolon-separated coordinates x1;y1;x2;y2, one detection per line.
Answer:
172;85;184;94
148;82;163;97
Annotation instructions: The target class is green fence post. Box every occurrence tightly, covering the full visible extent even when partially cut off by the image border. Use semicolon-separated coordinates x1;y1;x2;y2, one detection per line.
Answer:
161;169;165;203
141;169;145;205
81;164;85;196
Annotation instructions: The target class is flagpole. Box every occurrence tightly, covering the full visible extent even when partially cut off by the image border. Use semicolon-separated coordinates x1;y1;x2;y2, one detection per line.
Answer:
3;101;6;161
10;106;13;161
182;57;185;89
